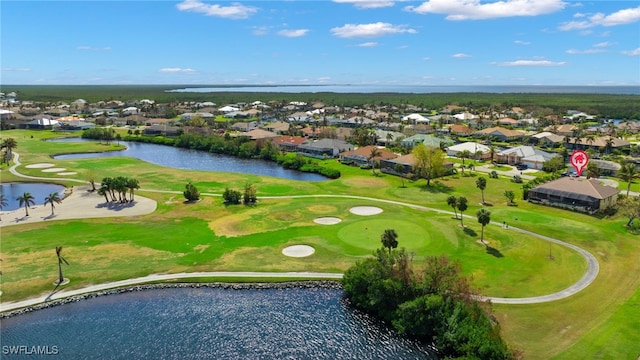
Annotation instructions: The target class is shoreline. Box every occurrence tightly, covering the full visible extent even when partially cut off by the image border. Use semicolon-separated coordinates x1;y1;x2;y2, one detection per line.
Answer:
0;280;344;319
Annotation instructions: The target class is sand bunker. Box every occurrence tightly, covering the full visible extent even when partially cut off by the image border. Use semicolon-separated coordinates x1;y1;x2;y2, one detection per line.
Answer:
57;172;78;175
25;163;55;169
41;168;66;173
282;245;315;257
314;217;342;225
349;206;383;216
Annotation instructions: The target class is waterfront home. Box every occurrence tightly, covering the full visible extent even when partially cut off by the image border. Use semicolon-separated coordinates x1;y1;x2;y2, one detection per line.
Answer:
297;139;354;158
338;146;397;167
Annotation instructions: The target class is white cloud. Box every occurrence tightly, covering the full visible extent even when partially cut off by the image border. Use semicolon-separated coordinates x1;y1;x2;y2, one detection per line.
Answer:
357;42;379;47
492;60;567;66
405;0;566;20
565;48;605;54
317;77;332;82
452;53;471;58
559;6;640;30
514;40;531;45
622;48;640;56
77;46;111;51
176;0;258;19
277;29;309;37
159;68;197;73
422;57;431;61
331;22;417;38
593;41;613;48
333;0;395;9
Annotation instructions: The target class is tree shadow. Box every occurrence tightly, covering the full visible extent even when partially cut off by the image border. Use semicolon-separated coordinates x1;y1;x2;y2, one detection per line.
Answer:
463;227;477;237
485;246;504;258
418;181;453;194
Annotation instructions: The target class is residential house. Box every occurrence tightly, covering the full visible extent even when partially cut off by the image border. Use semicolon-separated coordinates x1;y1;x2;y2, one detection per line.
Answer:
271;136;308;152
380;153;454;178
338;146;397;166
475;127;525;141
244;129;280;145
496;145;558;169
446;142;491;160
262;121;290;134
532;132;566;147
448;124;474;136
401;134;452;149
297;138;354;158
231;121;258;132
143;125;181;137
527;177;619;213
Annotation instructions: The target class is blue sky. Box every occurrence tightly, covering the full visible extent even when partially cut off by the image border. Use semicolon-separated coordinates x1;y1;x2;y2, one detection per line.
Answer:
2;0;639;86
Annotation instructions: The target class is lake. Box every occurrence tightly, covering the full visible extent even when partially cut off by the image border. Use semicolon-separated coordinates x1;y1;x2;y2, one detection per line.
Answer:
0;183;67;211
0;287;436;359
52;139;327;182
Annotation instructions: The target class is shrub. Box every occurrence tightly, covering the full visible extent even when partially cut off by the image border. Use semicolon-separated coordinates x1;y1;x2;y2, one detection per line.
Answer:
183;182;200;202
223;188;242;205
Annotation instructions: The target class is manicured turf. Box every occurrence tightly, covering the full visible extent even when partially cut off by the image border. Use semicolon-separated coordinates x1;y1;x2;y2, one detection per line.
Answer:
1;129;639;359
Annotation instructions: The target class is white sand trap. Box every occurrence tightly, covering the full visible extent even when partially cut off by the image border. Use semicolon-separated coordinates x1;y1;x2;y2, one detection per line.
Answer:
41;168;66;173
314;217;342;225
57;172;77;175
25;163;55;169
282;245;315;257
349;206;383;216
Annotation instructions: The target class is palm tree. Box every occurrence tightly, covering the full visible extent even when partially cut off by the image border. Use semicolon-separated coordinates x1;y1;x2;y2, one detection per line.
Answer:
619;162;639;196
44;192;62;215
477;208;491;245
488;145;496;164
17;192;35;217
368;147;381;175
457;196;468;227
55;246;70;285
476;177;487;204
126;178;140;202
380;229;398;255
447;195;458;219
458;150;471;175
1;138;17;164
394;163;406;188
0;194;7;221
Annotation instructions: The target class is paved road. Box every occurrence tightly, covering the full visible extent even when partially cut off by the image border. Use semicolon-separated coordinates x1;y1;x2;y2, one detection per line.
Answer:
2;152;601;310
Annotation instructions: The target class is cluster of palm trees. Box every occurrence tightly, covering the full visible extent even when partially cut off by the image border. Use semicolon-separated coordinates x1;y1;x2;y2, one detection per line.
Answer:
0;191;62;219
97;176;140;203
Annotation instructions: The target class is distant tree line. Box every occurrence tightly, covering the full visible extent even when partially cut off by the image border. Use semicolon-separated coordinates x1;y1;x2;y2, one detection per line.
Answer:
342;246;516;359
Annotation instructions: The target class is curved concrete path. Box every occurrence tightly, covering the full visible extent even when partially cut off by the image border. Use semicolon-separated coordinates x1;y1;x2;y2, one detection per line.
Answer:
1;152;600;310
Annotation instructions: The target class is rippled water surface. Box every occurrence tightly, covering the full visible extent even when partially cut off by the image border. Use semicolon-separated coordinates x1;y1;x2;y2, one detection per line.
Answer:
1;288;436;359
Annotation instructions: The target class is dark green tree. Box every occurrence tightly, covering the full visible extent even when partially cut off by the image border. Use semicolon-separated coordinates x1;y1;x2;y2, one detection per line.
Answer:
183;182;200;202
447;195;458;219
243;183;257;205
0;194;7;221
477;208;491;244
476;177;487;204
380;229;399;255
457;196;468;227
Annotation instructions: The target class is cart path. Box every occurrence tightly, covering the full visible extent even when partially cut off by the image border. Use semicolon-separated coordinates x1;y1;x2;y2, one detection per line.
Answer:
2;152;600;310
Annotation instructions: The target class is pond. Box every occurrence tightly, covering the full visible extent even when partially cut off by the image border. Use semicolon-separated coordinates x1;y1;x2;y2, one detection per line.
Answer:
0;183;66;211
52;138;327;182
1;287;436;359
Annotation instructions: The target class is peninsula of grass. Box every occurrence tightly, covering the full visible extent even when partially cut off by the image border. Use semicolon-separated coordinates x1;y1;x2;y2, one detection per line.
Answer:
1;129;639;359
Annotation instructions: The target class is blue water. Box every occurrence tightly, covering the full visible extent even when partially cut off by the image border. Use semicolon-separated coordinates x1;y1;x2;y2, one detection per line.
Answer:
0;287;436;359
52;139;326;182
167;84;640;95
0;183;66;211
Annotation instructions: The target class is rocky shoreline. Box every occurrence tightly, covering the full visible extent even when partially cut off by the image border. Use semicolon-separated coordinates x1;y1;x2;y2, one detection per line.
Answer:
0;280;343;319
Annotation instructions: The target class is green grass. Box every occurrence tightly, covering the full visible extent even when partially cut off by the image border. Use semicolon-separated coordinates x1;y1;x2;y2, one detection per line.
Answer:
1;129;639;359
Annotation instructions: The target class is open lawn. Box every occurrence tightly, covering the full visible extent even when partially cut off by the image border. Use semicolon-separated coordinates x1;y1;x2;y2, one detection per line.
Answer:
1;129;639;359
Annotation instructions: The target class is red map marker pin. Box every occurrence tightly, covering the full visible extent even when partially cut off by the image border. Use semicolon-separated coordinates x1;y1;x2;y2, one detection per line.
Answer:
570;150;589;177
